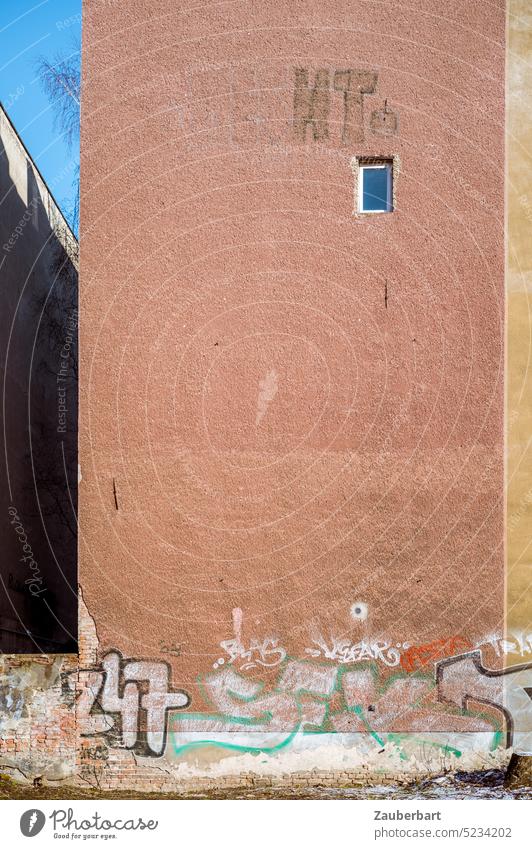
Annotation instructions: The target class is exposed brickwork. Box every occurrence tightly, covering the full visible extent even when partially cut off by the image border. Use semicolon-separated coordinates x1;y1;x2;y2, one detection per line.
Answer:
0;654;77;780
0;595;93;782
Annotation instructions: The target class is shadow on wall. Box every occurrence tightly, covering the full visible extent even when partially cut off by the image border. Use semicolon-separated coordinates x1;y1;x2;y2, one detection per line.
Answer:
0;112;78;653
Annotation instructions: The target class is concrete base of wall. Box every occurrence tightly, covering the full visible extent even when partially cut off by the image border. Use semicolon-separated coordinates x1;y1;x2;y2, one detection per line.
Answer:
0;761;513;796
75;739;509;794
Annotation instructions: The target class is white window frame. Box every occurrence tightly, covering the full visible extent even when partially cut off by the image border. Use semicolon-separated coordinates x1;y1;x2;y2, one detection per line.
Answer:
358;162;393;214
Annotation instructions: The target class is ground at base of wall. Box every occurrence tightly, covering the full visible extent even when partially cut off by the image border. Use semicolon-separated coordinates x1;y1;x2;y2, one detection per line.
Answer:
1;771;531;800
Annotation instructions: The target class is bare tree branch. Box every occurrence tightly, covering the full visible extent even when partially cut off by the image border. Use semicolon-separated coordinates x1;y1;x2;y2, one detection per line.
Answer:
35;40;80;150
35;39;81;232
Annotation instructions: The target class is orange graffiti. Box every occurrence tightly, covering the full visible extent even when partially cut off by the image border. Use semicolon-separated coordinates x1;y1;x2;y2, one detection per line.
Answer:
400;637;472;672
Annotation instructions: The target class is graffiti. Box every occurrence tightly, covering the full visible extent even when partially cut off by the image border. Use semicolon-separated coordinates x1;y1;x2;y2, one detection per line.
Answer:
76;670;113;737
213;607;287;671
400;637;473;672
437;651;532;750
304;633;532;672
215;638;287;671
305;634;473;670
81;651;190;756
77;636;532;761
169;657;504;759
293;68;398;144
171;660;339;755
166;646;532;760
482;633;532;658
305;636;402;667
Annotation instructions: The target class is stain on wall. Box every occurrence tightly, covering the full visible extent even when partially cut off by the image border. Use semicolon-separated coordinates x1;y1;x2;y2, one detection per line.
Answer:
292;67;391;144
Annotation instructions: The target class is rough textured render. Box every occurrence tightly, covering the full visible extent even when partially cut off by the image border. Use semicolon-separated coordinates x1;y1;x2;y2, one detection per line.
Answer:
80;0;506;708
4;0;532;790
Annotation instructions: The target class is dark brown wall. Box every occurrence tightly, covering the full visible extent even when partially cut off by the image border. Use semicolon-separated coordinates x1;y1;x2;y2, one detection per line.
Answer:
0;107;78;653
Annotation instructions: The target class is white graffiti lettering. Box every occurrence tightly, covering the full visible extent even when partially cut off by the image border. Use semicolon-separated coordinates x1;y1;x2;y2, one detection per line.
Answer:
82;651;190;756
305;636;401;667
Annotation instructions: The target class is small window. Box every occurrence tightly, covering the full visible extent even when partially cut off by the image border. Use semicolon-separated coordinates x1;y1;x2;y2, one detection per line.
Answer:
358;161;393;213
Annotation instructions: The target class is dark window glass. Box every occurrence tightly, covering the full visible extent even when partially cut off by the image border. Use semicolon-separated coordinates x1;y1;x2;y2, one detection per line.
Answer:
362;167;390;212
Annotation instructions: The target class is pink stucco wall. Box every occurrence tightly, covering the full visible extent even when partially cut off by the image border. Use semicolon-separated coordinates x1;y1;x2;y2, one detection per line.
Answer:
80;0;505;724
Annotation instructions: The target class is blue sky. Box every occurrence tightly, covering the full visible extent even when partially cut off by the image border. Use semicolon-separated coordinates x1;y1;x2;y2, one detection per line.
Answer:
0;0;80;231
